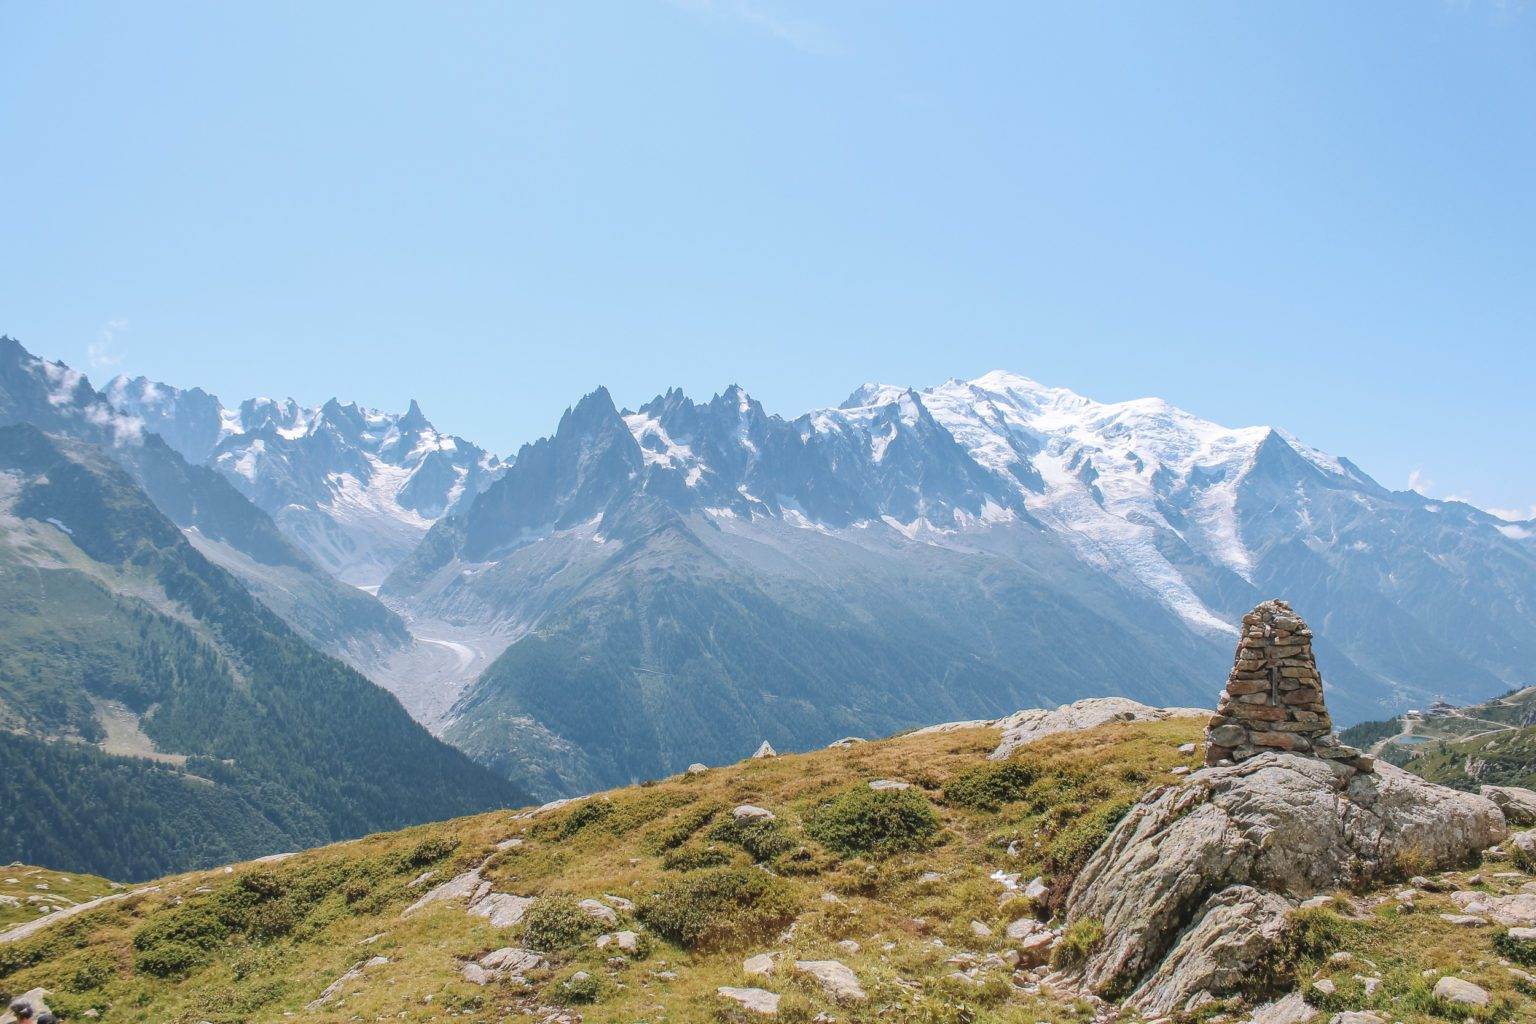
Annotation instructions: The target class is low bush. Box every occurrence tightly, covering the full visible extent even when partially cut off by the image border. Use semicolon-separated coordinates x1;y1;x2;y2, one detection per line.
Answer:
133;940;205;979
521;893;602;953
805;788;940;857
556;800;615;839
944;761;1040;811
637;867;797;949
709;815;797;862
662;841;737;871
553;969;604;1005
644;804;718;854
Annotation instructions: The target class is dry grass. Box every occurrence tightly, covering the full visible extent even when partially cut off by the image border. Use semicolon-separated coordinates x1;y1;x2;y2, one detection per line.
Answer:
4;717;1531;1024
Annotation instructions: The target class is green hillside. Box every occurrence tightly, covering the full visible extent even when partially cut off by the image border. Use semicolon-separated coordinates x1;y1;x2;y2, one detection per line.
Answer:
2;718;1530;1024
0;425;526;881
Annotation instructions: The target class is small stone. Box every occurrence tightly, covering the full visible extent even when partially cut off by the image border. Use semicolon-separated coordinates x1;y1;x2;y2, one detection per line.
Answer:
1310;979;1336;996
686;763;708;775
578;898;618;926
718;987;780;1016
868;779;911;791
743;952;778;977
794;960;867;1002
836;939;861;955
1432;976;1489;1006
970;919;993;938
1177;743;1197;754
733;804;776;822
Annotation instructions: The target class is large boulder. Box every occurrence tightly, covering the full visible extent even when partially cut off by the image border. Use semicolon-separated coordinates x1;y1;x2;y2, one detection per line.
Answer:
1127;885;1292;1016
1480;785;1536;826
990;698;1206;760
1064;752;1506;1007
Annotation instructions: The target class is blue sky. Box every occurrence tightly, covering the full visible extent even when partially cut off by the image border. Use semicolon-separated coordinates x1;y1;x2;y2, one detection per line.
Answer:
3;2;1533;516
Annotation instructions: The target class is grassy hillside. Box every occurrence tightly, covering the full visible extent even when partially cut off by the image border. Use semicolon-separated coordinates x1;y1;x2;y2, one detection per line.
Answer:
0;425;525;881
1343;687;1536;790
4;718;1532;1024
0;866;117;931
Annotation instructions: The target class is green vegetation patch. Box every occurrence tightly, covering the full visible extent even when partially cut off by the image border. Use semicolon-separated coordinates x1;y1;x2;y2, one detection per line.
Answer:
805;787;940;856
521;893;604;953
944;759;1040;811
637;867;797;950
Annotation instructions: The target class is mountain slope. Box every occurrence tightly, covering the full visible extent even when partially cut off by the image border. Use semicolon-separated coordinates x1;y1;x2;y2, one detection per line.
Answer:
0;337;408;664
0;424;526;880
3;715;1531;1024
107;376;504;587
388;375;1535;798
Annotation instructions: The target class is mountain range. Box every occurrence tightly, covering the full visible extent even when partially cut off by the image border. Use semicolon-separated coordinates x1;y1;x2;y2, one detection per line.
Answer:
0;421;524;881
5;335;1533;804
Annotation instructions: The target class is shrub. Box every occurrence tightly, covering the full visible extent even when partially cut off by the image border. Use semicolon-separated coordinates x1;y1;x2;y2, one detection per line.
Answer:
805;788;940;856
1050;918;1104;969
521;894;601;952
553;969;604;1004
133;905;230;954
644;804;718;854
1042;800;1132;884
945;761;1039;811
133;940;204;979
69;953;117;990
557;800;615;838
405;835;459;867
637;867;797;949
709;815;797;862
662;841;736;872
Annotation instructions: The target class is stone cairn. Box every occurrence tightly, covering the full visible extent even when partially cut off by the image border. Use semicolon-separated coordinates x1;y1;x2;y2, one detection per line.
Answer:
1204;599;1373;771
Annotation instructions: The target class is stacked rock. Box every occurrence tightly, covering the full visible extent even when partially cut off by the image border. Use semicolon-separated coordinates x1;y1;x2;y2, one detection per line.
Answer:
1203;599;1373;771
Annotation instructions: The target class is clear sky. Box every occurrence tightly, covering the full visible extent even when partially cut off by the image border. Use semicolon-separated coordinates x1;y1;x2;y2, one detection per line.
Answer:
3;2;1533;516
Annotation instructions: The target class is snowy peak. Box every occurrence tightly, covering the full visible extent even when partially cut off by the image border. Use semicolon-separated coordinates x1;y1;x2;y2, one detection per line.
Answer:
98;374;505;586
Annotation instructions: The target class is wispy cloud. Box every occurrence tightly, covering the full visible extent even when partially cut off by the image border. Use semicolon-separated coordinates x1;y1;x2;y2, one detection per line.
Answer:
1489;504;1536;523
665;0;838;56
1410;467;1534;524
88;318;128;369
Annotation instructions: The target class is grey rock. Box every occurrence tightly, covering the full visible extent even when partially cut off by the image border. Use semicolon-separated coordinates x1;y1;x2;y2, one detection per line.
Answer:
1432;975;1490;1006
793;959;867;1002
718;986;780;1015
470;892;536;929
1480;785;1536;826
752;741;777;759
1241;991;1316;1024
743;952;778;976
733;804;776;822
578;898;619;926
991;698;1206;760
1064;751;1506;1001
1127;885;1292;1016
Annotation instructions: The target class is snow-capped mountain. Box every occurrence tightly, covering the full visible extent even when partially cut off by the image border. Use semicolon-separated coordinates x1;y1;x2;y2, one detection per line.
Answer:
0;337;409;663
384;371;1536;798
108;377;504;586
